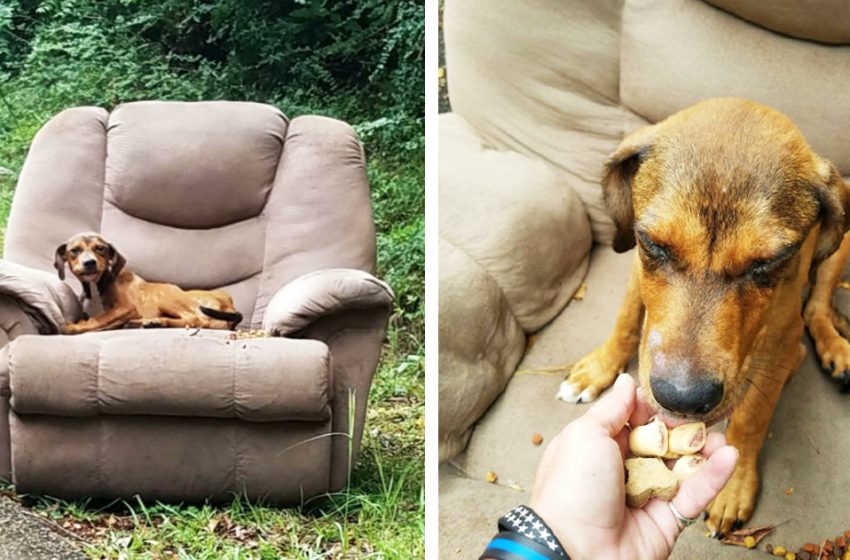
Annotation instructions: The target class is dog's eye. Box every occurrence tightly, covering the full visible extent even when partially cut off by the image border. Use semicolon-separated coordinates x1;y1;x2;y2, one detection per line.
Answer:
69;247;82;256
636;232;670;265
747;260;783;288
94;246;107;255
745;245;797;288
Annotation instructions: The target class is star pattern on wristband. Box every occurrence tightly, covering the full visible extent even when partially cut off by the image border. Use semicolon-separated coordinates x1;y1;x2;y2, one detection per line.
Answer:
498;506;567;558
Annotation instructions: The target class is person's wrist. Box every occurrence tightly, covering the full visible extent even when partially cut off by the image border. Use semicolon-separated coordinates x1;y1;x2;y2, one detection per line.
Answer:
480;505;570;560
480;531;566;560
525;500;579;560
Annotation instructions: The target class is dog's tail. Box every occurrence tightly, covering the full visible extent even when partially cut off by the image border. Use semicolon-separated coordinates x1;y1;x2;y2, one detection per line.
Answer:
200;306;243;326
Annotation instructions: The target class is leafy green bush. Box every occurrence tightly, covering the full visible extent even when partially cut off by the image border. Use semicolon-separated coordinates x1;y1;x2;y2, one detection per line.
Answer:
0;0;423;117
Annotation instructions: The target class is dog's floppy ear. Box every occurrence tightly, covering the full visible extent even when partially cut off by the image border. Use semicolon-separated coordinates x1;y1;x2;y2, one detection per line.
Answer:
602;125;658;252
107;244;126;277
812;158;850;263
54;244;67;280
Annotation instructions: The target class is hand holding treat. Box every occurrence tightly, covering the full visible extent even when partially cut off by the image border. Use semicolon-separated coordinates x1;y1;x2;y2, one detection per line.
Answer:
529;374;738;560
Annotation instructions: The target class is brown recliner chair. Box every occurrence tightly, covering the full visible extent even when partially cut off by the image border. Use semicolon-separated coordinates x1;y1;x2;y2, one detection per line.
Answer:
0;101;393;503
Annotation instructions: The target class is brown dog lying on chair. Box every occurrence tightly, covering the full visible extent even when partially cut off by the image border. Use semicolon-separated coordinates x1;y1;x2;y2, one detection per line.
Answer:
55;232;243;333
556;98;850;535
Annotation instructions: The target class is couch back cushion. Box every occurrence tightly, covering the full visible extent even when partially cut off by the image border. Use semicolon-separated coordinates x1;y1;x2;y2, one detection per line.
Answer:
444;0;626;243
704;0;850;45
620;0;850;172
105;101;284;229
4;101;375;327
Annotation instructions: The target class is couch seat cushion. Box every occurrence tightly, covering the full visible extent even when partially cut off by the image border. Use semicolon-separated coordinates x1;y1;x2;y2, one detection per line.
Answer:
7;330;330;422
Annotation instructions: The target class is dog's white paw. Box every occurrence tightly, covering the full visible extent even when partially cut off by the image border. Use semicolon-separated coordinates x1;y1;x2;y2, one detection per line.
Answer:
555;381;599;404
555;380;579;402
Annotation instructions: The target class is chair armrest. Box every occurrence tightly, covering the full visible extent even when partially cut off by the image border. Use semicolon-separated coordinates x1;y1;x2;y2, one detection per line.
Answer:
262;268;393;490
262;269;394;337
0;259;82;334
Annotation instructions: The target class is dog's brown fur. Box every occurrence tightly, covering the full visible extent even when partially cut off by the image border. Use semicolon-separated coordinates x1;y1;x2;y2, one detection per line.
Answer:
560;98;850;535
55;233;242;333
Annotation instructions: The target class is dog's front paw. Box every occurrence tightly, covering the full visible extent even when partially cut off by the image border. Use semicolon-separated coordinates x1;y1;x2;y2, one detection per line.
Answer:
555;346;623;404
62;322;84;335
814;332;850;388
705;458;759;537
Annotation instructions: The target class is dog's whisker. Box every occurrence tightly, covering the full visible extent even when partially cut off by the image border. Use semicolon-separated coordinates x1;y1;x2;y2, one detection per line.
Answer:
743;358;793;385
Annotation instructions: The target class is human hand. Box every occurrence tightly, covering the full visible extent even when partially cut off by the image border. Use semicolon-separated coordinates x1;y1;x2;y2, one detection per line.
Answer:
529;374;738;560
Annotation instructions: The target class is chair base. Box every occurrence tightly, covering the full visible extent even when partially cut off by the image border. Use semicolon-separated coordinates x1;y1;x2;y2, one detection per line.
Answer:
10;412;339;505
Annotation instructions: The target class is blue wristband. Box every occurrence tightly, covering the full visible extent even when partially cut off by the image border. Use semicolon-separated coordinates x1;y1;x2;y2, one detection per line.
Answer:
480;531;564;560
498;505;568;558
480;505;570;560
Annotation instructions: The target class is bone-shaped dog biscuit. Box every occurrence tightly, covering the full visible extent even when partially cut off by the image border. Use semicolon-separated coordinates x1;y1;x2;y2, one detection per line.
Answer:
672;454;706;481
625;458;679;508
628;417;668;457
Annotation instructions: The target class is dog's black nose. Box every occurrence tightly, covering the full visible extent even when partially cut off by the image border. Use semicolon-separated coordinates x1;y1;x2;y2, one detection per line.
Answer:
82;259;97;271
649;375;724;416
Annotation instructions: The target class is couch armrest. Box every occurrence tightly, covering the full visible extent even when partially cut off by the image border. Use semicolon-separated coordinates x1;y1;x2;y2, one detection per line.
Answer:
0;260;82;334
263;268;393;490
0;289;70;481
262;269;394;337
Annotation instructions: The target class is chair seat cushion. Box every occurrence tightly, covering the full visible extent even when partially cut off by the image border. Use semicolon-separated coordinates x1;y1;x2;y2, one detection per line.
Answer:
6;330;330;422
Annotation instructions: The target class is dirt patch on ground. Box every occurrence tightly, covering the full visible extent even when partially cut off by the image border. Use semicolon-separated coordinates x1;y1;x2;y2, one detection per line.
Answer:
0;496;85;560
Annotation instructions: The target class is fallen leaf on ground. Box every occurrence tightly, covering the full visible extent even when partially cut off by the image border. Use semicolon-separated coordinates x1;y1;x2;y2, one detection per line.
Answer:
784;487;794;496
573;283;588;301
531;433;543;446
838;281;850;290
720;524;776;548
485;471;498;483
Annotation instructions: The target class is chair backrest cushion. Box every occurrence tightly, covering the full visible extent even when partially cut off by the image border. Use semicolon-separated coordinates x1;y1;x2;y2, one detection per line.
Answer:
106;101;283;229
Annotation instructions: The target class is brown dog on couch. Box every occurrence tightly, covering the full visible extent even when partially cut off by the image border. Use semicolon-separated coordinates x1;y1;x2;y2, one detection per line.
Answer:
55;232;243;333
556;98;850;535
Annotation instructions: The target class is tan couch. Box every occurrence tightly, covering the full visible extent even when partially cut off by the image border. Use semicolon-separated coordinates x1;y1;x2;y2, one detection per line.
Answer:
0;101;393;503
440;0;850;556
